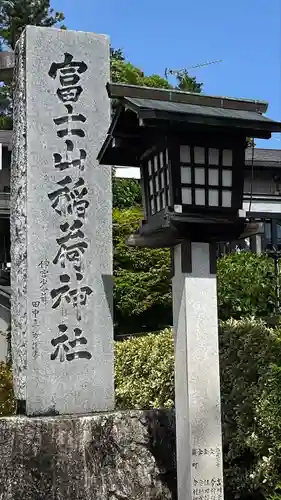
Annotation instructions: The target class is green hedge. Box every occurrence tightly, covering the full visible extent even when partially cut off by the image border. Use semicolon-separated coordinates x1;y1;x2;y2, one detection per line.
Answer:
0;362;15;416
220;318;281;500
217;252;276;320
0;115;12;130
115;329;174;409
2;320;281;500
116;321;281;500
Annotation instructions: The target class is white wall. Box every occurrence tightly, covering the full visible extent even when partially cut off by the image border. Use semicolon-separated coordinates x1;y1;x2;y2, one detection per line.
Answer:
243;199;281;213
0;164;10;191
0;300;10;361
0;333;7;362
115;167;140;179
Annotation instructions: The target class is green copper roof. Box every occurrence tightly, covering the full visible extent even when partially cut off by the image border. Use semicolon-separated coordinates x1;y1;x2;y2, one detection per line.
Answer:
124;97;278;126
107;83;269;113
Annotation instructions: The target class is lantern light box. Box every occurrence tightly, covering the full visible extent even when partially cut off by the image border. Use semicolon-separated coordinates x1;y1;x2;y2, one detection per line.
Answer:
98;83;281;248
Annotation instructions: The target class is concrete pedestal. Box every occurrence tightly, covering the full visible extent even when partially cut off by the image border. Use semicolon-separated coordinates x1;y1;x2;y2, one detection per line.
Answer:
172;242;224;500
0;410;176;500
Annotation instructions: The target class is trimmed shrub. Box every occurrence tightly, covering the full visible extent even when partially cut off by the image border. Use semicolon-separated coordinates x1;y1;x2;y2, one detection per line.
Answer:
115;329;174;409
0;362;16;416
220;318;281;500
217;252;275;320
115;320;281;500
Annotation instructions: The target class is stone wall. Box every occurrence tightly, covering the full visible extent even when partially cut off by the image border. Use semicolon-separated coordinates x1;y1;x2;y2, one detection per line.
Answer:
0;410;176;500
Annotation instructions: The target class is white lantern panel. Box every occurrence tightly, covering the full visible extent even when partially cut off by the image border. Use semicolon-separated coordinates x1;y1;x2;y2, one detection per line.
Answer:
155;176;159;192
150;199;155;214
222;149;233;166
160;152;164;168
195;188;205;206
161;192;165;208
154;155;158;172
209;189;219;207
156;195;161;212
167;188;171;205
161;171;165;189
174;205;182;213
165;149;169;164
182;187;192;204
194;146;205;164
195;167;205;185
180;145;191;163
209;148;219;165
149;179;153;195
222;190;232;207
209;169;219;186
148;160;152;176
181;166;191;183
222;170;232;187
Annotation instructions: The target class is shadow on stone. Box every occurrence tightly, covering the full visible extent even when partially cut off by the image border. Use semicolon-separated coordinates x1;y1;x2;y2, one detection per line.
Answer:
102;273;114;323
141;409;177;500
16;399;26;415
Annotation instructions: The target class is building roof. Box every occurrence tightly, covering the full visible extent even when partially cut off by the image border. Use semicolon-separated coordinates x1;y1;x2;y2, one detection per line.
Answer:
107;83;269;113
245;147;281;168
124;96;278;128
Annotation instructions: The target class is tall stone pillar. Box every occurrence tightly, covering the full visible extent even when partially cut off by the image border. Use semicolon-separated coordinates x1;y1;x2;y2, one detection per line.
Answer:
172;241;224;500
11;26;114;416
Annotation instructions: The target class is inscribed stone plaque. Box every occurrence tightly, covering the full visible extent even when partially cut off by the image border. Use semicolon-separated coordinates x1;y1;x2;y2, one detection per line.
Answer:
11;26;114;415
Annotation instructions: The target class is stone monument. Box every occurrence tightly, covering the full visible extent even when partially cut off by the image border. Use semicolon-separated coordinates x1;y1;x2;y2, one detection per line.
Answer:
11;26;114;416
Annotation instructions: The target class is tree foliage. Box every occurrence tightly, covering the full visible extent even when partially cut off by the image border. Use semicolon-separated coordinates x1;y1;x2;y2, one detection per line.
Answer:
113;208;279;334
0;0;66;128
217;252;276;320
174;69;203;93
112;175;141;209
110;47;203;92
111;48;170;89
0;0;65;49
113;207;172;335
0;360;15;415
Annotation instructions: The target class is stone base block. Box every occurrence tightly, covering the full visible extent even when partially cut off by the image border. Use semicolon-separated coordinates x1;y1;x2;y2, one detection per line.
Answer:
0;410;176;500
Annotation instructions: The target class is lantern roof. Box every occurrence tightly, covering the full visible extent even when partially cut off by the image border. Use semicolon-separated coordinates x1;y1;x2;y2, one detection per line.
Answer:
98;83;281;167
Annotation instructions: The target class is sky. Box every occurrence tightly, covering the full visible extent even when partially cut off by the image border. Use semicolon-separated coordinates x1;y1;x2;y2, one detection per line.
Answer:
52;0;281;150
